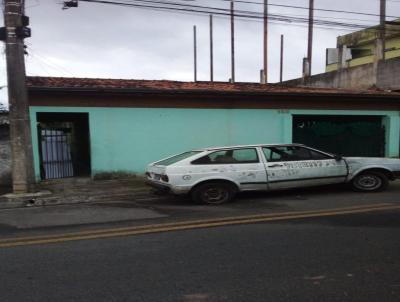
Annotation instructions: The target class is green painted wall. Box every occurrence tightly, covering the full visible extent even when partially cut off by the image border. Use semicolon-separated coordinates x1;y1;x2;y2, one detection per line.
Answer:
348;55;374;68
325;64;337;72
30;107;291;180
30;107;400;181
386;49;400;60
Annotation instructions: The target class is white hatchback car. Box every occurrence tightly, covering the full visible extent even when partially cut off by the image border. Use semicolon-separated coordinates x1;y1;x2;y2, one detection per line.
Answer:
145;144;400;204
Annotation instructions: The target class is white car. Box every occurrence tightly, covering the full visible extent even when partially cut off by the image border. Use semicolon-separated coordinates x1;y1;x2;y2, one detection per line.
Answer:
145;144;400;205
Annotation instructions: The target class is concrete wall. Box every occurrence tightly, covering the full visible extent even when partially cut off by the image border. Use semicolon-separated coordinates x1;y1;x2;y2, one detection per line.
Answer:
285;57;400;90
0;126;11;186
29;106;400;182
377;59;400;90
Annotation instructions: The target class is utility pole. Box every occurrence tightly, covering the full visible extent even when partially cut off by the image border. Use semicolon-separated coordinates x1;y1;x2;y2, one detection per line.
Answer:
280;34;284;83
262;0;268;84
230;0;235;83
210;15;214;82
193;25;197;82
306;0;314;77
2;0;35;193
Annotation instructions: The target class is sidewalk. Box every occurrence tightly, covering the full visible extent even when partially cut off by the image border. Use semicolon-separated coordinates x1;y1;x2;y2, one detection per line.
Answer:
0;177;155;210
1;180;399;232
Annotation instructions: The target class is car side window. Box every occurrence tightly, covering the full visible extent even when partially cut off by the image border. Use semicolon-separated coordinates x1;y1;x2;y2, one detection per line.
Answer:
232;149;259;162
192;148;259;165
309;149;332;160
263;146;313;162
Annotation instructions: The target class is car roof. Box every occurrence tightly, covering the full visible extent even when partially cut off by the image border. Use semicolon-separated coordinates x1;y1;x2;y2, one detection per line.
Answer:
193;143;306;152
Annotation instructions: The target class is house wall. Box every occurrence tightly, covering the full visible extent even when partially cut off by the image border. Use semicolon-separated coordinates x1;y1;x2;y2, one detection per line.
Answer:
29;106;400;181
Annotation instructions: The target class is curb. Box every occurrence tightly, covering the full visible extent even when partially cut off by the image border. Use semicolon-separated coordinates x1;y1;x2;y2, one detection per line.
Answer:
0;188;158;210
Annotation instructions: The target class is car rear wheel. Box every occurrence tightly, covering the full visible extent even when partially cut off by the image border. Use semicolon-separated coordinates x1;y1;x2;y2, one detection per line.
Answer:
351;171;388;192
191;182;237;205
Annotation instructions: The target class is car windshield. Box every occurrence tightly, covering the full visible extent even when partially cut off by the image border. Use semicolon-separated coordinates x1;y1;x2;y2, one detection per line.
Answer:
154;151;202;166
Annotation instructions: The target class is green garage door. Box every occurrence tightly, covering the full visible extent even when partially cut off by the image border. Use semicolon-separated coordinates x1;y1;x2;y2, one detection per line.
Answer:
293;115;385;157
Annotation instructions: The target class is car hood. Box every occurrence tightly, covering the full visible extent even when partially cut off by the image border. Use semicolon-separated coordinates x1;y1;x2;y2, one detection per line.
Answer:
344;157;400;164
344;157;400;171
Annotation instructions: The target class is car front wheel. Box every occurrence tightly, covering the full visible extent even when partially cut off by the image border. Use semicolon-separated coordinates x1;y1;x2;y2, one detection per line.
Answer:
191;182;237;205
351;171;388;192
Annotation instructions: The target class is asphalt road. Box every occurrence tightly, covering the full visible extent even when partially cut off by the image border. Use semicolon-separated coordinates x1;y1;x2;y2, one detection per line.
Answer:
1;181;400;236
1;209;400;302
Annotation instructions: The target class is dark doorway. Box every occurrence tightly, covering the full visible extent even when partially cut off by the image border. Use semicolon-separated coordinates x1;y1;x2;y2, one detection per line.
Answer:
37;113;91;180
293;115;385;157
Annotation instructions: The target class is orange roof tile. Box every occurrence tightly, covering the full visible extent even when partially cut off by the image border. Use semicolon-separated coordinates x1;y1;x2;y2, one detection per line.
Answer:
26;76;400;96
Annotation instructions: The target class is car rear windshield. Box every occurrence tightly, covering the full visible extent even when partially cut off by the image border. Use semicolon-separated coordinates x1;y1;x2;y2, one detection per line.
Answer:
154;151;202;166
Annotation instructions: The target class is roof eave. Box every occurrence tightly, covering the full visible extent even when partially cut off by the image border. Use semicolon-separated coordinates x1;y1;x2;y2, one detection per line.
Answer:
26;86;400;100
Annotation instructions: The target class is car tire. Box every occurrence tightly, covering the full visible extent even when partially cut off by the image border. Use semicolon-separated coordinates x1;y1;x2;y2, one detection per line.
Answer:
191;182;237;205
351;171;389;192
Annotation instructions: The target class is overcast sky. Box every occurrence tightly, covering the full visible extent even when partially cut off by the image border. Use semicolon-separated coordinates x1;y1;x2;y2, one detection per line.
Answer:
1;0;399;106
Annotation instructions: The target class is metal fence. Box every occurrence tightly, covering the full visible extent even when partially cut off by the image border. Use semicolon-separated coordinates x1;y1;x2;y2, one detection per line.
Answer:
293;116;385;157
39;128;74;179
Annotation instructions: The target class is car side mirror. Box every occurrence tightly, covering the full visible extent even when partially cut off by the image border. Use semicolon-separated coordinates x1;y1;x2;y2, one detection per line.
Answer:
333;154;343;161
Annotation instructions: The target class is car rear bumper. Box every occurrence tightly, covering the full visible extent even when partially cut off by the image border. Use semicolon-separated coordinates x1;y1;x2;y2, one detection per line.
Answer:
145;180;190;195
146;180;171;192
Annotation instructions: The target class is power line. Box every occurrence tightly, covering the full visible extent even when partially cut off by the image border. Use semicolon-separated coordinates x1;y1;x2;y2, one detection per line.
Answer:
120;0;400;19
210;0;400;19
80;0;400;32
24;43;76;76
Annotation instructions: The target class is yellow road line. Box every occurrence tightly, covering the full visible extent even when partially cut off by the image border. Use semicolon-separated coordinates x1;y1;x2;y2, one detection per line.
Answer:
0;203;393;243
0;203;399;248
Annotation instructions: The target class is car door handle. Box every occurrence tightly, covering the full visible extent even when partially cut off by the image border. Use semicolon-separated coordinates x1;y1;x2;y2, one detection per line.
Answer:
267;164;283;168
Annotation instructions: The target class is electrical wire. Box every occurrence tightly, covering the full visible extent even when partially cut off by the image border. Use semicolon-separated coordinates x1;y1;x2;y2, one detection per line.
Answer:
25;44;76;77
121;0;400;18
79;0;383;28
79;0;400;33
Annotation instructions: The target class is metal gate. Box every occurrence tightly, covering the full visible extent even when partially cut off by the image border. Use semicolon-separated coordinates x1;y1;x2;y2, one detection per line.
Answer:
293;115;386;157
38;127;74;179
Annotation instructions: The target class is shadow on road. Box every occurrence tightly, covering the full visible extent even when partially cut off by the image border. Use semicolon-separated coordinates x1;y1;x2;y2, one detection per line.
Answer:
145;184;352;204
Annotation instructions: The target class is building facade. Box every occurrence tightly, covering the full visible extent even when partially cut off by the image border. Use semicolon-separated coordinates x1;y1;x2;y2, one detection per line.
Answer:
284;22;400;90
27;77;400;182
326;21;400;72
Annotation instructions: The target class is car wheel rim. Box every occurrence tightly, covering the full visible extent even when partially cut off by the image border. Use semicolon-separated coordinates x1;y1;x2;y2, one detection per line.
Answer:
202;187;228;204
355;175;382;190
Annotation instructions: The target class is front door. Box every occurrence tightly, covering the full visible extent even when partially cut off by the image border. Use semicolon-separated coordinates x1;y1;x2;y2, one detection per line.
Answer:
39;127;74;179
262;146;348;190
37;112;91;180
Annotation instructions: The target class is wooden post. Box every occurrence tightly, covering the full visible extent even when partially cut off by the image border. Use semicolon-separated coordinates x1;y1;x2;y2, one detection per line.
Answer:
193;25;197;82
210;15;214;82
379;0;386;60
230;0;235;83
280;34;284;83
307;0;314;76
263;0;268;83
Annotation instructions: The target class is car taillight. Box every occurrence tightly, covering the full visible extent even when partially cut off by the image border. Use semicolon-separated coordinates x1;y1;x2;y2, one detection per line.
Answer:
161;175;169;182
